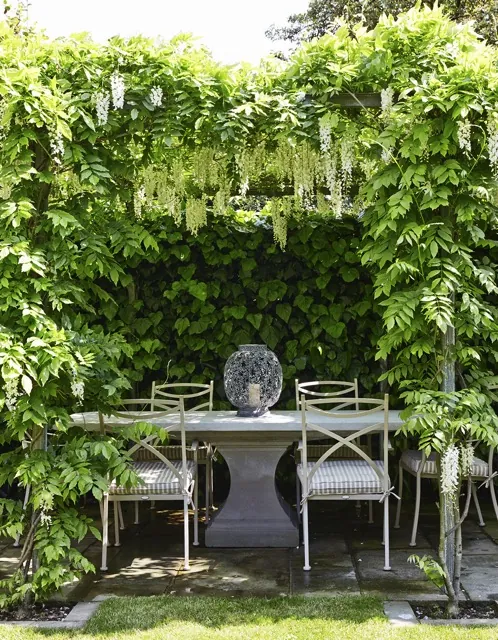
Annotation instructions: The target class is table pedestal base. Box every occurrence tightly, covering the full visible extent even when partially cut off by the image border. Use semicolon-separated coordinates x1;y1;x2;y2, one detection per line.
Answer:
205;442;299;548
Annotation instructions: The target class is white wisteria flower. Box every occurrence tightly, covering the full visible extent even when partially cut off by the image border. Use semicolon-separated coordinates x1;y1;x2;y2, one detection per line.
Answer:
95;91;110;126
441;444;460;496
110;71;125;109
149;86;163;107
71;380;85;402
134;185;146;218
460;443;474;477
380;87;395;119
457;119;472;154
319;115;332;154
487;111;498;178
381;145;393;164
50;130;65;165
5;377;19;412
40;510;52;527
340;136;355;186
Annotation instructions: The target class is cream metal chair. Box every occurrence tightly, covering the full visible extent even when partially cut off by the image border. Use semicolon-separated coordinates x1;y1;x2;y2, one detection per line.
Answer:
294;379;374;524
150;381;214;522
394;446;498;546
99;397;199;572
299;395;393;571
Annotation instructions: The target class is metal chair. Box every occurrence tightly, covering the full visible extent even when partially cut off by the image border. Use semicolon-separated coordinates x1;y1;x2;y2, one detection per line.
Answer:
150;381;214;522
98;397;199;572
299;394;393;571
394;446;498;546
294;379;374;524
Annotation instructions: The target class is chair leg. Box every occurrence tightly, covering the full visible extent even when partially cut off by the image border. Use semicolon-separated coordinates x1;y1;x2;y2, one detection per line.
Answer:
296;475;301;525
100;494;109;572
383;497;391;571
113;501;121;546
193;480;199;547
118;503;125;530
134;501;140;525
183;497;190;571
394;463;403;529
209;455;214;511
205;458;211;524
410;473;422;547
471;482;485;527
368;500;374;524
490;478;498;522
302;499;311;571
14;484;31;548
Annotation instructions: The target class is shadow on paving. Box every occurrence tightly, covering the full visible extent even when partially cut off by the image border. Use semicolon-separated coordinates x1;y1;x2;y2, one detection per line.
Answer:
4;498;498;602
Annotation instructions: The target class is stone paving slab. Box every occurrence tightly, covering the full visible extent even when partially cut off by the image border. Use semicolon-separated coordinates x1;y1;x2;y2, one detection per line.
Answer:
171;549;290;596
461;554;498;600
290;552;360;596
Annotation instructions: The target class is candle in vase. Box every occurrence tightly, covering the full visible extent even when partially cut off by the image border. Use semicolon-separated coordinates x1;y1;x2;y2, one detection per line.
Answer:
248;383;261;407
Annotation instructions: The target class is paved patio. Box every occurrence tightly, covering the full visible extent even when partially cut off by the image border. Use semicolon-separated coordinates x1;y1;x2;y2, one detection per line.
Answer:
3;497;497;603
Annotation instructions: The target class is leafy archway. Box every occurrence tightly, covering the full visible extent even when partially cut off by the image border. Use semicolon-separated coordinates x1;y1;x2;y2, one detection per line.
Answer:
1;4;498;615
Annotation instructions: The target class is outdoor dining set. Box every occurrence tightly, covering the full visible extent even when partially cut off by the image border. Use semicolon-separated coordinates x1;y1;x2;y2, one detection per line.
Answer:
70;345;498;576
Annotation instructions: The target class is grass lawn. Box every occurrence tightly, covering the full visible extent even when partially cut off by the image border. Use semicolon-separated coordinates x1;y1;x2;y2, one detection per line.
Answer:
2;596;498;639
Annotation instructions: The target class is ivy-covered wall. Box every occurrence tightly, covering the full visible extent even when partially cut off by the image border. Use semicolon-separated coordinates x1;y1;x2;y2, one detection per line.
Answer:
98;214;383;407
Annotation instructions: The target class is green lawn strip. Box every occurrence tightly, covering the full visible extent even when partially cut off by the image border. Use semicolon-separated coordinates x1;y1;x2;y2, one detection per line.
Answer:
1;596;498;640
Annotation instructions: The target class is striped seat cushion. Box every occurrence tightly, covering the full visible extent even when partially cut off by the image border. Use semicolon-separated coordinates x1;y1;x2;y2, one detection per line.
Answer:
401;450;488;477
297;459;386;495
296;443;370;463
133;445;208;462
110;460;195;495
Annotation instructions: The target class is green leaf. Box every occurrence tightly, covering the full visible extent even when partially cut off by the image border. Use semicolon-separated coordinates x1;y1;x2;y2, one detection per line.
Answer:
21;375;33;395
276;304;292;323
174;318;190;336
247;313;263;330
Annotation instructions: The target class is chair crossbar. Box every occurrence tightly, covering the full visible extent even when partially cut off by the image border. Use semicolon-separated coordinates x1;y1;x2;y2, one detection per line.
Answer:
298;387;356;398
305;420;384;443
153;386;212;400
305;399;384;418
130;439;186;487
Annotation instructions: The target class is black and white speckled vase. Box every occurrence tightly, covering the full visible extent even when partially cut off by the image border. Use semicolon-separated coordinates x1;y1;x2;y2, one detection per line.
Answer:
223;344;283;417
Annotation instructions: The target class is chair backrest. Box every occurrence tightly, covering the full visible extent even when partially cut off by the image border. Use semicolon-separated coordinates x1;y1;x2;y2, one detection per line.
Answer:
295;379;359;411
301;395;389;496
98;398;190;491
151;381;214;412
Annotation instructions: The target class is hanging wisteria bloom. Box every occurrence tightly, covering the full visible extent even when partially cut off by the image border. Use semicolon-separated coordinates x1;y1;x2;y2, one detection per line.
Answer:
380;87;395;119
457;120;472;154
319;115;332;154
40;509;53;528
440;444;460;496
95;91;110;126
340;136;355;187
50;130;65;165
381;145;393;164
4;377;19;412
149;86;163;107
487;111;498;178
110;71;125;109
71;380;85;402
460;443;474;477
134;185;146;219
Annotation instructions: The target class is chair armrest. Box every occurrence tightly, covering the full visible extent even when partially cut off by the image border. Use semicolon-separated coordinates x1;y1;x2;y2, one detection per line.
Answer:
190;440;199;451
297;440;303;451
388;439;394;452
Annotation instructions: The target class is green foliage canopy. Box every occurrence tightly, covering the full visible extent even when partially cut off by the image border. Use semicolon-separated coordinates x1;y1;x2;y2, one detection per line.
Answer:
0;4;497;607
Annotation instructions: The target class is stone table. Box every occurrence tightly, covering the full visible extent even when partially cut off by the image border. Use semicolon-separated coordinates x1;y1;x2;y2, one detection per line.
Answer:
71;410;402;548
